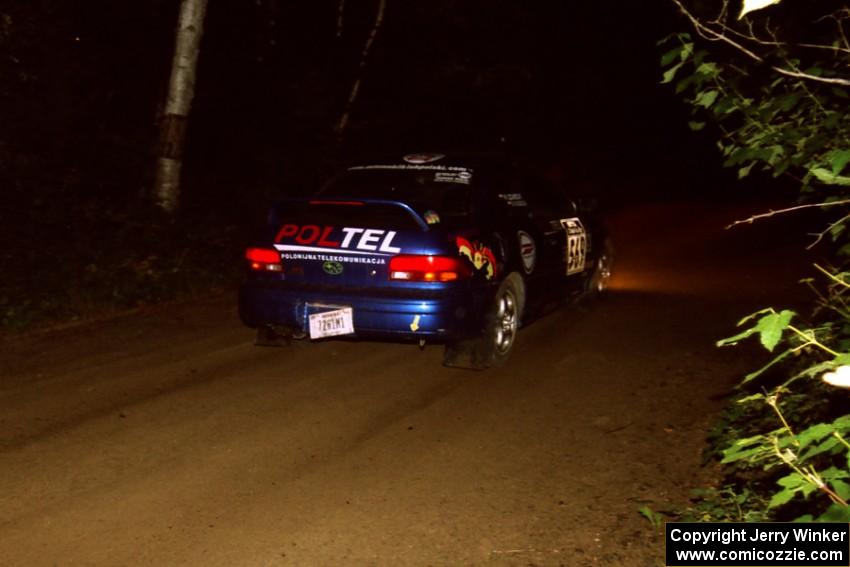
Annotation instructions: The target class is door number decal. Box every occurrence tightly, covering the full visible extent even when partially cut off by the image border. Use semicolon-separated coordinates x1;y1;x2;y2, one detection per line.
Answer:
560;217;587;275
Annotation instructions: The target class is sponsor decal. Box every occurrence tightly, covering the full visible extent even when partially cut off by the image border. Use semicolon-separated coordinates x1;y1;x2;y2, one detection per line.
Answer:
517;231;535;274
348;164;474;185
322;260;344;275
279;252;387;265
560;217;587;275
434;170;472;185
423;210;441;225
273;224;402;256
348;164;473;174
403;153;445;164
410;315;421;332
456;236;497;280
498;193;528;207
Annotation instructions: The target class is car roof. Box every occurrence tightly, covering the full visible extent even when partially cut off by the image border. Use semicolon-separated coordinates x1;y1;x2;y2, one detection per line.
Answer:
344;152;521;173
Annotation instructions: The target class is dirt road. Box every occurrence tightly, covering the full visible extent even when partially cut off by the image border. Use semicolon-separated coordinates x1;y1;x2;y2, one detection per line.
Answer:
0;201;813;566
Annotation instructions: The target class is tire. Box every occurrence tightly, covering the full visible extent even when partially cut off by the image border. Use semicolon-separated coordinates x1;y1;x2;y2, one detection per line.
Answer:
586;238;614;297
443;273;525;370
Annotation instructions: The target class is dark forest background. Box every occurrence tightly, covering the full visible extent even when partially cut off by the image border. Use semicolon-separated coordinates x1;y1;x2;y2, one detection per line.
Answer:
0;1;730;328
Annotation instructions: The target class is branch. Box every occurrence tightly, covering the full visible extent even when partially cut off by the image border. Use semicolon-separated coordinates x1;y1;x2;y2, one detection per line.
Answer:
772;67;850;86
335;0;387;137
670;0;850;87
723;17;850;54
726;199;850;229
820;8;850;52
814;263;850;290
807;212;850;249
670;0;764;63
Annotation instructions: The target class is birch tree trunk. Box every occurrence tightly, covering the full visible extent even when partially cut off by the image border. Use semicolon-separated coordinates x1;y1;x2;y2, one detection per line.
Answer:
335;0;346;39
153;0;208;214
335;0;387;138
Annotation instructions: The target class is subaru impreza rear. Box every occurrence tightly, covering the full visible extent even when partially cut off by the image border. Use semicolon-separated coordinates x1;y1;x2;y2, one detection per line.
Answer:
238;157;490;343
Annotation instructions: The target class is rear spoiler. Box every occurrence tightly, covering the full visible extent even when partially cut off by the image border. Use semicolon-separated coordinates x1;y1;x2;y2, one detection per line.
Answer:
270;197;430;231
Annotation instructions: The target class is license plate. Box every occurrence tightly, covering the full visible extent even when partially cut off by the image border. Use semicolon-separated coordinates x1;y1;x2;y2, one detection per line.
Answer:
308;308;354;339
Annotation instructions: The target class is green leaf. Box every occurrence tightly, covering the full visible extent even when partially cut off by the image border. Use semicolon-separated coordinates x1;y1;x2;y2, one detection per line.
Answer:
796;423;834;449
756;309;794;351
675;75;694;94
742;348;793;383
795;359;843;380
767;145;785;166
638;506;663;529
722;434;771;463
734;434;766;448
721;445;769;464
688;121;706;131
799;436;841;461
660;46;682;67
717;326;759;347
738;163;755;179
718;309;780;347
832;479;850;501
828;149;850;175
777;472;807;489
778;93;801;112
832;414;850;431
811;167;850;186
662;62;684;84
817;503;850;522
696;62;720;77
819;466;849;482
696;90;719;108
768;489;795;509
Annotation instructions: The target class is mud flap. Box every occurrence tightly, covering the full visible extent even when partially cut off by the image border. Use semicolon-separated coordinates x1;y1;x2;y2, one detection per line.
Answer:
255;324;305;346
442;273;524;371
442;338;488;371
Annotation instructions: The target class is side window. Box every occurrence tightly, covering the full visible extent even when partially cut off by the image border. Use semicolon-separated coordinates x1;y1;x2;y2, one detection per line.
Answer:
480;165;527;220
521;172;573;220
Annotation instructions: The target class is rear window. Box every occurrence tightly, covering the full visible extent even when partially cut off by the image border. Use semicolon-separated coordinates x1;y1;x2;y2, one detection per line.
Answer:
316;166;474;227
270;201;422;231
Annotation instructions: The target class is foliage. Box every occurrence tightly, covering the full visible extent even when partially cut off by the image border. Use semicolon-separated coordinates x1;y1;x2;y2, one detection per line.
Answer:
680;486;768;522
661;1;850;205
0;192;242;332
638;506;665;532
713;279;850;521
660;0;850;522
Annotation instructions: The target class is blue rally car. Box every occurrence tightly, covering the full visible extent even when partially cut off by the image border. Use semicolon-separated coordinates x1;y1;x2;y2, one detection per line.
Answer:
238;153;612;369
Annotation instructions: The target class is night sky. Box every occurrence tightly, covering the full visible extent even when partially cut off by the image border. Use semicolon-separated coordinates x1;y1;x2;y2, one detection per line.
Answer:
2;0;737;222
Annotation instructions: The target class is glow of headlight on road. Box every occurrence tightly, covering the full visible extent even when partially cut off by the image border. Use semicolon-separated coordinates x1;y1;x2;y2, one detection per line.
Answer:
603;268;673;294
604;265;759;296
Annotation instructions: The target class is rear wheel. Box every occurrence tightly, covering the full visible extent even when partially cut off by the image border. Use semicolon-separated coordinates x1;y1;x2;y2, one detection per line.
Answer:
586;239;613;296
443;274;524;370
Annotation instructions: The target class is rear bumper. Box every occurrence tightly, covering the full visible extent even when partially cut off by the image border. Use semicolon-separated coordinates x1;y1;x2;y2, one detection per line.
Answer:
238;282;485;340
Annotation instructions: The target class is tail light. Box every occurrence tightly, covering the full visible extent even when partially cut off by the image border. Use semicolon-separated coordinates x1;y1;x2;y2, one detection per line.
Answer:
389;255;471;282
246;247;283;272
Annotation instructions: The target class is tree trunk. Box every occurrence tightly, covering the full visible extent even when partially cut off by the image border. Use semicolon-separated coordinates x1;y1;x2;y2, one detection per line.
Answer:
335;0;387;138
153;0;208;214
335;0;346;39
